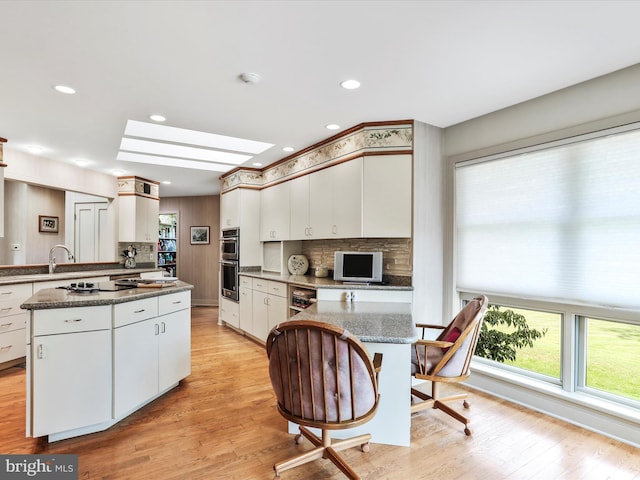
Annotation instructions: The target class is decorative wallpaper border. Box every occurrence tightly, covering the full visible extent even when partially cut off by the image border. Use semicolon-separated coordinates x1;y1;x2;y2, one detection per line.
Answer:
221;122;413;192
117;176;160;199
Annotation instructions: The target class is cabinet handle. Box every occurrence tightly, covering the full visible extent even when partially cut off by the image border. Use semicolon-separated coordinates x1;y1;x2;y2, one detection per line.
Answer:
155;324;160;335
308;227;313;237
0;307;12;313
134;309;146;313
1;322;13;328
37;344;44;359
0;291;12;295
332;224;337;234
172;300;182;305
161;322;166;334
64;318;83;323
1;345;13;352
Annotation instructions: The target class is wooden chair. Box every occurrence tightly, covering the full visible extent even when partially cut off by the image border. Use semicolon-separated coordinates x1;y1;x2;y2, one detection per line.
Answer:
266;320;383;480
411;295;488;435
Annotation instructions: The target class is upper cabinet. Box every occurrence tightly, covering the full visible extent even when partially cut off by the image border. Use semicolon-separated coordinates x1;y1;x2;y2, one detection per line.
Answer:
118;177;160;243
289;155;411;240
260;182;290;241
220;188;261;266
362;154;412;238
0;137;6;238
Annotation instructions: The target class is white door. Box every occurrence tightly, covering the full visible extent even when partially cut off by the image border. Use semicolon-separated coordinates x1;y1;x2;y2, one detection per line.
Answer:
75;202;108;262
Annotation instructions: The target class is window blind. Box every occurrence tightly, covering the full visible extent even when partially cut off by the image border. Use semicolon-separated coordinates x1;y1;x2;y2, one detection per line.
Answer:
455;128;640;310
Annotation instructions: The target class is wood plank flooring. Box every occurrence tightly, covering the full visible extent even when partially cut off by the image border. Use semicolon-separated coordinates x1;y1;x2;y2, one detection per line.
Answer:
0;306;638;479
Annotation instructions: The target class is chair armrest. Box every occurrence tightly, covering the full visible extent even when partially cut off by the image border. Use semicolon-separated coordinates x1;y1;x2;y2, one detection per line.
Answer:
415;323;446;330
416;339;454;349
373;352;383;373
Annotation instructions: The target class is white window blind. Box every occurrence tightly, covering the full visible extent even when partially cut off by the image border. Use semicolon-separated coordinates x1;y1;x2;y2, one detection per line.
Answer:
455;128;640;310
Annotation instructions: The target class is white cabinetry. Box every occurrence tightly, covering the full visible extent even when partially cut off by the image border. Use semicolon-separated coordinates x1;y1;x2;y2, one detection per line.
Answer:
250;278;287;343
118;195;159;242
362;154;412;237
290;159;362;239
0;283;31;365
260;182;290;241
30;305;112;438
113;291;191;418
219;296;239;328
220;188;260;267
239;276;253;333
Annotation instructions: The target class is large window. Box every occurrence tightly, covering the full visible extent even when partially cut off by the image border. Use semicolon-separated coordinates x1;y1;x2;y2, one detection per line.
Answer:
456;124;640;411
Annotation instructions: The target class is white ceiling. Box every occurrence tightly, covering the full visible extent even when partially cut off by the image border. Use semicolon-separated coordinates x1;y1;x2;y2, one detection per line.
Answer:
2;0;640;197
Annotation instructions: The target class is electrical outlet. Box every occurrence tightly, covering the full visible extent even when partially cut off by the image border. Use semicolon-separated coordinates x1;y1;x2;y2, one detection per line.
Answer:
10;243;21;251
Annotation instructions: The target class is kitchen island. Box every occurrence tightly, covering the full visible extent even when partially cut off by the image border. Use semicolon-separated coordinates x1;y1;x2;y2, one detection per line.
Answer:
285;300;418;447
20;280;193;442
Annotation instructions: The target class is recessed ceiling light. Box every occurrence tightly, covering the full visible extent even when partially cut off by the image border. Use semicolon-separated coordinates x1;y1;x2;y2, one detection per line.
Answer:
111;170;125;176
53;85;76;94
75;159;89;167
149;114;166;122
26;145;44;154
162;180;171;185
340;79;361;90
326;124;340;130
252;162;263;167
282;147;295;152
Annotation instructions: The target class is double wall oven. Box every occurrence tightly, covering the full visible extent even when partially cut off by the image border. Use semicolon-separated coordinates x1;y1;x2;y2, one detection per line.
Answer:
220;228;239;301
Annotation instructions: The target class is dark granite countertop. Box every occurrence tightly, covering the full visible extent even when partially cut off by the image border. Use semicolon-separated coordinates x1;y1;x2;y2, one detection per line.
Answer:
20;281;194;310
288;301;418;344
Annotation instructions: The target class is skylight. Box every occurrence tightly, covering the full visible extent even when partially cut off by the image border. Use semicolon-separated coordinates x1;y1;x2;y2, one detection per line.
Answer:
117;120;274;172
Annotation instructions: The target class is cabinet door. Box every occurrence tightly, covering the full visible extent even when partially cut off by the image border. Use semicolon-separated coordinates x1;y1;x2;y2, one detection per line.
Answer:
32;329;111;437
158;310;191;391
239;286;253;333
220;189;239;229
289;175;310;240
113;318;158;418
145;197;159;243
268;294;288;333
260;182;290;241
331;158;362;238
251;291;270;343
219;296;240;328
309;168;334;238
362;154;412;237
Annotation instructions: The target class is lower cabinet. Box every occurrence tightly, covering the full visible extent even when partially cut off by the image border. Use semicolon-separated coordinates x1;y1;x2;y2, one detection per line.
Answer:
0;282;31;367
114;291;191;418
219;296;240;328
250;278;287;343
30;305;112;438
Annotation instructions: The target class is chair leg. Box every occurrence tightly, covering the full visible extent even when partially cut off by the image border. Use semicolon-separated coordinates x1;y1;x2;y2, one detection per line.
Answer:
411;382;473;435
273;428;372;479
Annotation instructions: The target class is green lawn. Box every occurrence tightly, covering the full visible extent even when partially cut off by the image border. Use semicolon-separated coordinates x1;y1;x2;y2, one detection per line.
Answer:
479;308;640;402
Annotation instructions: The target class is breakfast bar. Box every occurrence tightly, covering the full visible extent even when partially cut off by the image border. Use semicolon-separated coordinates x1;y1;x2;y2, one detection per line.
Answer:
287;300;418;447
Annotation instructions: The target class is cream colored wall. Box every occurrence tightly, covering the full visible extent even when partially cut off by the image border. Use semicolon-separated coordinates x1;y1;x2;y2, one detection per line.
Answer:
160;195;220;306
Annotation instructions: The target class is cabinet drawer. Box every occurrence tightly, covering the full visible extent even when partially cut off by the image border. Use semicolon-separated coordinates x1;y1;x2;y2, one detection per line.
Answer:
158;290;191;316
268;281;287;298
0;312;27;333
252;278;269;293
239;275;252;288
0;283;33;318
0;328;26;363
33;305;111;336
114;298;159;328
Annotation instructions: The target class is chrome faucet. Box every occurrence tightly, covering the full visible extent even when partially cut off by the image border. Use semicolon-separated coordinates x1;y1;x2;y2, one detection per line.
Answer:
49;244;74;274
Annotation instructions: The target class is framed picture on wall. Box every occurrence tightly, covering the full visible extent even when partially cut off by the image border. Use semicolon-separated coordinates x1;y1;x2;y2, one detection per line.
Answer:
190;226;210;244
39;215;59;233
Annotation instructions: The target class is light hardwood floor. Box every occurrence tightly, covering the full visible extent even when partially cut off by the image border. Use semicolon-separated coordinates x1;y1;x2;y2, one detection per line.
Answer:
1;306;638;479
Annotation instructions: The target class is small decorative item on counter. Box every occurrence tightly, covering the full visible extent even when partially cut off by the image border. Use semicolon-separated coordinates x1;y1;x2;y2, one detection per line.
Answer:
287;254;309;275
122;245;137;269
314;266;329;278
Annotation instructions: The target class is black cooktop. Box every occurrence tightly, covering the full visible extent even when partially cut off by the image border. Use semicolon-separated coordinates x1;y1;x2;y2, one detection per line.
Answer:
57;280;138;293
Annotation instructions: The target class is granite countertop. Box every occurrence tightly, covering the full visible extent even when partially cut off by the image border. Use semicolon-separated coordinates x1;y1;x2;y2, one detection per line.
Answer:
288;301;418;344
20;281;194;310
0;268;163;286
239;271;413;291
